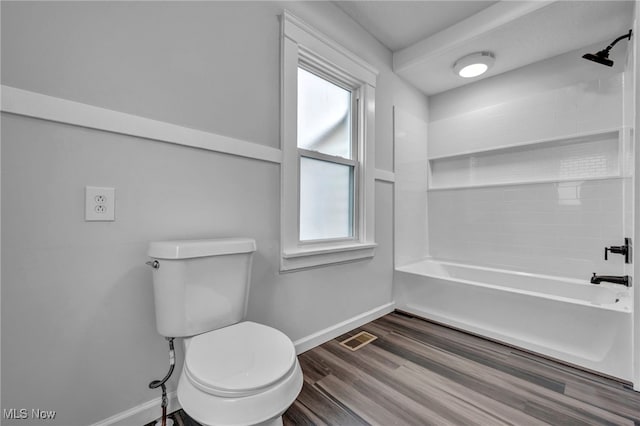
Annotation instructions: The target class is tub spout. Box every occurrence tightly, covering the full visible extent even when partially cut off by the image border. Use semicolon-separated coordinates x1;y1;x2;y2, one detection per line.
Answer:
590;273;631;287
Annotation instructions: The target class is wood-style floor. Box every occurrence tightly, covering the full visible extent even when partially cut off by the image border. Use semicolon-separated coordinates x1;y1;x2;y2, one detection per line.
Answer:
283;311;640;426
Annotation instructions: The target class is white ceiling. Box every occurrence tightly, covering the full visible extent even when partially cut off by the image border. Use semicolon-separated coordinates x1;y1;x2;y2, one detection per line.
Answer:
334;1;636;96
334;1;497;51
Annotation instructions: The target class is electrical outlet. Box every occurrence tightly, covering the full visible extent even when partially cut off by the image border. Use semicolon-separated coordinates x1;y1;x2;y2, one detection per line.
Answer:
85;186;115;221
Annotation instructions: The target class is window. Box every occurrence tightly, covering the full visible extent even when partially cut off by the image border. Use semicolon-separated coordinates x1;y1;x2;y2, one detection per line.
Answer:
281;11;377;271
298;67;356;242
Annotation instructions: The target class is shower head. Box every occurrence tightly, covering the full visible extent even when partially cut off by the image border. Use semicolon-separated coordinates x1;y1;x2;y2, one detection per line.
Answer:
582;29;632;67
582;50;614;67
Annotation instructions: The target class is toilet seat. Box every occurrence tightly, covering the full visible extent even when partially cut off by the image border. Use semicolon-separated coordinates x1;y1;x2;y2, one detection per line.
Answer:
179;321;304;426
184;322;297;397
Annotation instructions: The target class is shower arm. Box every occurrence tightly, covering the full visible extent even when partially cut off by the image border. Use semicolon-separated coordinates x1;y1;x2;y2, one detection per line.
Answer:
602;30;633;53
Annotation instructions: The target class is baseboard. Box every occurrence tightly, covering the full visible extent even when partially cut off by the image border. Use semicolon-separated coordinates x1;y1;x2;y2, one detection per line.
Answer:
293;302;395;354
89;391;181;426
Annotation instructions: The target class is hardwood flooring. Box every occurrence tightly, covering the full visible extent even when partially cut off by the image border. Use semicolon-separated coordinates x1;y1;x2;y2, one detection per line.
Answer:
283;311;640;426
163;311;640;425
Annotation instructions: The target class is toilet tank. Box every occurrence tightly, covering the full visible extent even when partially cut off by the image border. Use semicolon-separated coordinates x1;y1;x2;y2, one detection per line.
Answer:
147;238;256;338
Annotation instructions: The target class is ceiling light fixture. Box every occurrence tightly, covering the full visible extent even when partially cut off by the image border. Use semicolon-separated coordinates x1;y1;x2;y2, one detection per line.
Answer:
453;52;495;78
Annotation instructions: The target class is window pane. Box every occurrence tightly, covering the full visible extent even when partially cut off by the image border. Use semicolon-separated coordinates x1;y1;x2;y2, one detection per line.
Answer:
298;67;352;159
299;157;353;241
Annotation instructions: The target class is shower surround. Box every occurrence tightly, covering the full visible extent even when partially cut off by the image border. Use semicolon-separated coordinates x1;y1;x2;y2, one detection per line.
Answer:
394;58;635;381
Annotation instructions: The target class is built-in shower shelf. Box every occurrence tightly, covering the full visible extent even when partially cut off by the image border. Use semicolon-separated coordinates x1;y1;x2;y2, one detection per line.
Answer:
428;128;631;190
427;175;626;191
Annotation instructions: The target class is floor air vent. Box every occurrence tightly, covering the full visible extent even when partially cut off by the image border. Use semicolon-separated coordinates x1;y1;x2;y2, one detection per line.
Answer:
339;331;377;351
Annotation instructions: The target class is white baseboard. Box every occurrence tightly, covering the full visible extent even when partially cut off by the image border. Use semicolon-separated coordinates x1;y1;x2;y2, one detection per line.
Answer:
89;391;181;426
293;302;395;354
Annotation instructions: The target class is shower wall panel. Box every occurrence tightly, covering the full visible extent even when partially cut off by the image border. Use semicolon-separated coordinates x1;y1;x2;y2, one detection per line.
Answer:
429;74;623;159
394;108;429;267
426;69;628;279
428;179;625;279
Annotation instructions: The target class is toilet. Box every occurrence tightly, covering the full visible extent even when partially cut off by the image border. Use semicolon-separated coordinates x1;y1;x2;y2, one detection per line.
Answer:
147;238;303;426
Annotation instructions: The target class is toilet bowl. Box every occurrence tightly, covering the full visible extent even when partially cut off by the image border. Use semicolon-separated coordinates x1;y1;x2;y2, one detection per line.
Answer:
147;238;303;426
178;322;303;426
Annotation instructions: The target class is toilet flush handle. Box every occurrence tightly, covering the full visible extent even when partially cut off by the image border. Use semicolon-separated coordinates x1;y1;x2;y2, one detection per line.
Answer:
145;260;160;269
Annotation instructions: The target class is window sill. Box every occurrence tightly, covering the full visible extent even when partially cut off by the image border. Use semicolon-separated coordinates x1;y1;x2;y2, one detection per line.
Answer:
281;242;377;272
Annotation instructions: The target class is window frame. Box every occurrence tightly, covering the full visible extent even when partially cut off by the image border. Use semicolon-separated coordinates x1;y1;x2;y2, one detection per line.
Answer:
280;11;378;271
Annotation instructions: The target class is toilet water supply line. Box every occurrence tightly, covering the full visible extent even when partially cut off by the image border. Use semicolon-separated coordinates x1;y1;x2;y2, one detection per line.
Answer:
149;337;176;426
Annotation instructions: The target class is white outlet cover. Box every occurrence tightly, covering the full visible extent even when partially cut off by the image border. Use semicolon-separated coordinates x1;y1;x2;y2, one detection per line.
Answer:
85;186;115;221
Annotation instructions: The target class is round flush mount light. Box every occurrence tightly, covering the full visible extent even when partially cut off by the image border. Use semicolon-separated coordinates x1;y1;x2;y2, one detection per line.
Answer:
453;52;495;78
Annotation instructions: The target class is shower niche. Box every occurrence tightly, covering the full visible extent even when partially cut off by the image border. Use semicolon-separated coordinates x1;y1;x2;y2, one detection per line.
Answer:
428;128;631;190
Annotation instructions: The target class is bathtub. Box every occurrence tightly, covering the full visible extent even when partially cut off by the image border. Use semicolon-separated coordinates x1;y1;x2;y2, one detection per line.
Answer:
394;259;633;381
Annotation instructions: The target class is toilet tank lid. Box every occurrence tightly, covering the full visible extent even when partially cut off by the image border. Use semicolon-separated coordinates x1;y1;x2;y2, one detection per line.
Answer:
148;238;256;259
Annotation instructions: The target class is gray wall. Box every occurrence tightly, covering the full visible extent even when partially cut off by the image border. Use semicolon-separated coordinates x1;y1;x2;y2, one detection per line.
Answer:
0;2;428;425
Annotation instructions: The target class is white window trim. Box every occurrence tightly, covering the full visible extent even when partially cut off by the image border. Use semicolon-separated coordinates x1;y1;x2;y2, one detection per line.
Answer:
280;11;378;272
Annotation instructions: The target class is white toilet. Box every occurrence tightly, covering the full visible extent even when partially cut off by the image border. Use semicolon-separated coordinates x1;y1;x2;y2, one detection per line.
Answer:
147;238;303;426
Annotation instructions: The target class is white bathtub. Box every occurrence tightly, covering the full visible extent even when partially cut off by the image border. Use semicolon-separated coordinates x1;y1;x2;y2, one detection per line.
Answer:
394;259;633;381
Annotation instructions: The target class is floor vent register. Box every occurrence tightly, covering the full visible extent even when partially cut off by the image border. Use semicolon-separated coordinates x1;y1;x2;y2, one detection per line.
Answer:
339;331;378;351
